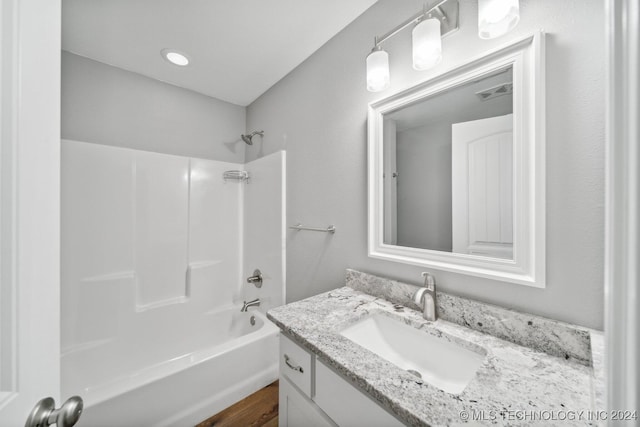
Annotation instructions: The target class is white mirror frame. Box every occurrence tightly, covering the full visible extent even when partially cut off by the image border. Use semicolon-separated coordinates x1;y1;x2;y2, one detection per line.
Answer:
368;31;546;288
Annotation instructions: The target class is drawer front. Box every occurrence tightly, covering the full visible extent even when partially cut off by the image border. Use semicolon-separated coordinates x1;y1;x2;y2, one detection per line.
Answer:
280;334;312;397
314;360;404;427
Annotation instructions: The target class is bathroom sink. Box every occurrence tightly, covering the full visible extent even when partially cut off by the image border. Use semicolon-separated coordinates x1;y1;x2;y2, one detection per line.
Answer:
339;313;485;394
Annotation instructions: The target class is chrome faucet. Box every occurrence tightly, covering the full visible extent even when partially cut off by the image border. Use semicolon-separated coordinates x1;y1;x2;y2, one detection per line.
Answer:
241;298;260;312
413;272;437;321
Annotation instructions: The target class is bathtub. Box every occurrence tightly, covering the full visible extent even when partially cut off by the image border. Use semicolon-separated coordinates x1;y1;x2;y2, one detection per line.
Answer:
62;307;279;427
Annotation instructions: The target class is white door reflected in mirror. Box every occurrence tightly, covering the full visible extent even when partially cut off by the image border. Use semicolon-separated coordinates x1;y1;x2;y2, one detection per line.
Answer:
452;114;513;259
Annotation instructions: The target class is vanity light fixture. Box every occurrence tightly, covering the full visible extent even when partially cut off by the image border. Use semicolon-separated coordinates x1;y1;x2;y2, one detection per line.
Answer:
365;0;522;92
365;0;459;92
161;49;190;66
412;17;442;70
366;44;391;92
478;0;520;39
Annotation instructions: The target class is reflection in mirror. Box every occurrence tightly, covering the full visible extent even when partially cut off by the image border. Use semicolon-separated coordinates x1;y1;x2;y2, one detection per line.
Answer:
383;67;514;259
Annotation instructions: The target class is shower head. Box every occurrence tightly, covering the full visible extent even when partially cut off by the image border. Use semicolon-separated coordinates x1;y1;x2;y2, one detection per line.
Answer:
240;130;264;145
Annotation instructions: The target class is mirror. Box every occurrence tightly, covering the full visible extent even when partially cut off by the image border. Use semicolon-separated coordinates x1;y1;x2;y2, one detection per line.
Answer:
368;32;546;287
383;67;514;259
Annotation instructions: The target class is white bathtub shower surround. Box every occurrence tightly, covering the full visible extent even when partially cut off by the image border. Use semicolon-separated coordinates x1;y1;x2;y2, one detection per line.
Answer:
243;151;287;312
75;309;279;427
61;140;285;425
61;141;244;351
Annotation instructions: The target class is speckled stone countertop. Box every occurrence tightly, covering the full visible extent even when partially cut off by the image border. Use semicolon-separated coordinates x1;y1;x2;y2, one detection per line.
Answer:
267;270;602;426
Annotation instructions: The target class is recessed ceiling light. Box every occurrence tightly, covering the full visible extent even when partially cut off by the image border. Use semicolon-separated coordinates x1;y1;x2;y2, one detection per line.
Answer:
161;49;190;66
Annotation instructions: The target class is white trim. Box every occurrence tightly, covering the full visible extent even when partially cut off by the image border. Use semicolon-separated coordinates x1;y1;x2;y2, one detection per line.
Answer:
0;0;18;395
368;31;545;288
0;0;61;422
604;0;639;416
280;150;287;306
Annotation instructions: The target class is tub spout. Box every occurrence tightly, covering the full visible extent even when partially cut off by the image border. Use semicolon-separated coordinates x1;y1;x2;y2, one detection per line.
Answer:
241;298;260;312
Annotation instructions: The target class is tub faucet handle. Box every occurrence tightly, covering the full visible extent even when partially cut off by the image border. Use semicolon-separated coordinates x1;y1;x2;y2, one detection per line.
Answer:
246;269;263;288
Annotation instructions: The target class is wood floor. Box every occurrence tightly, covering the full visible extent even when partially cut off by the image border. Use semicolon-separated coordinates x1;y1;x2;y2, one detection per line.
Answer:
196;381;279;427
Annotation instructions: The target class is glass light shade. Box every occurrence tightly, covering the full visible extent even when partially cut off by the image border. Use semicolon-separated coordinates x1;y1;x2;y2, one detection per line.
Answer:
161;49;190;66
478;0;520;39
412;18;442;71
366;49;390;92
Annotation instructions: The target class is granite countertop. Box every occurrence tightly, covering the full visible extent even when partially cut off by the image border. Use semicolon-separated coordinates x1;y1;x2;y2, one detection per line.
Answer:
267;271;601;426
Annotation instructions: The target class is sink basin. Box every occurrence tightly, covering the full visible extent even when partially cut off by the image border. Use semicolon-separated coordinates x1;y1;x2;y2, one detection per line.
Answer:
339;313;485;394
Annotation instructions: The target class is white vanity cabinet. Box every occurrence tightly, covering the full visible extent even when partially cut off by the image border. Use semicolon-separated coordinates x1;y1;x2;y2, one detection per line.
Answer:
279;374;335;427
278;334;404;427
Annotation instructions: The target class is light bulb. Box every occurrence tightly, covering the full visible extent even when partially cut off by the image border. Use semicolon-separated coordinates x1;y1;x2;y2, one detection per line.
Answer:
161;49;190;66
366;48;390;92
412;18;442;71
478;0;520;39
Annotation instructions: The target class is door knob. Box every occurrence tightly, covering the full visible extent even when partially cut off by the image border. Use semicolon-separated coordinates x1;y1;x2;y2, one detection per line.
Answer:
25;396;83;427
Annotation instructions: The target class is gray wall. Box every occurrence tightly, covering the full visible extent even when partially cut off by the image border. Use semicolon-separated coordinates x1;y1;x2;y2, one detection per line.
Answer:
246;0;604;329
62;51;246;162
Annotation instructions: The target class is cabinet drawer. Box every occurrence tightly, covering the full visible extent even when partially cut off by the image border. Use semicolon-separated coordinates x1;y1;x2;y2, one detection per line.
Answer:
314;360;404;427
280;334;312;397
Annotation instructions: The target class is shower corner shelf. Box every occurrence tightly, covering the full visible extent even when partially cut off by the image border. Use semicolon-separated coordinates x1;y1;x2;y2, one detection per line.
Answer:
223;170;250;183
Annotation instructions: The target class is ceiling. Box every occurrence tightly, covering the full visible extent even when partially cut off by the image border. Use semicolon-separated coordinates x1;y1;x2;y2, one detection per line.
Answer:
387;68;514;131
62;0;379;106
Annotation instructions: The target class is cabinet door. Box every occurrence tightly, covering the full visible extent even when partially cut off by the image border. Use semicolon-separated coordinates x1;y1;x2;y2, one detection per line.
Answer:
314;360;404;427
279;377;335;427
